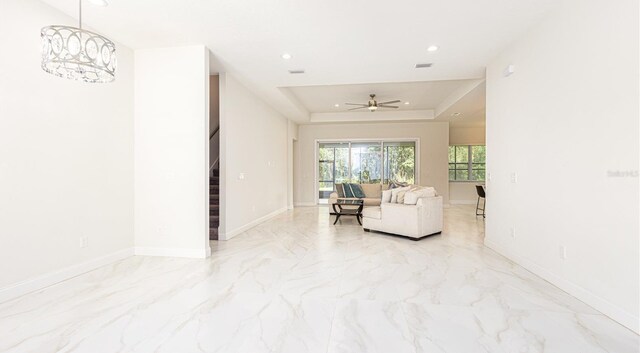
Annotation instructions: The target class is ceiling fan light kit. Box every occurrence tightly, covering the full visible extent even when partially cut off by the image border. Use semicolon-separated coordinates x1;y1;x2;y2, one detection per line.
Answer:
345;94;401;112
41;0;116;83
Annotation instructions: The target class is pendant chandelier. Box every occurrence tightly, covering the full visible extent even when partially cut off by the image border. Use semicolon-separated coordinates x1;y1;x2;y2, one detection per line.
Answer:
41;0;116;83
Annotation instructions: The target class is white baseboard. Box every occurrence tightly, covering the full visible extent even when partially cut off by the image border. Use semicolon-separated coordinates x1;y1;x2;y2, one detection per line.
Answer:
134;246;211;258
294;202;317;207
219;207;288;240
0;248;134;304
485;239;639;334
450;200;477;205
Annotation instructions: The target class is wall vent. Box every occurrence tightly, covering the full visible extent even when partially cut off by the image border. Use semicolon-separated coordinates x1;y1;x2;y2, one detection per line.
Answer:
288;69;305;74
414;63;433;69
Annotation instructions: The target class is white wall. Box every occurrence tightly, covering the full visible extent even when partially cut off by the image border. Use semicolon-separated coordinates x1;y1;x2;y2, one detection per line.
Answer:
449;124;485;145
218;74;289;240
0;0;134;296
294;122;449;205
134;46;210;257
485;0;639;332
449;124;486;204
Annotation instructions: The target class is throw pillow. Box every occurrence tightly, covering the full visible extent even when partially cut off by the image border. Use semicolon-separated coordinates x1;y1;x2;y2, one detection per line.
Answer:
397;190;408;203
389;180;410;189
404;187;437;205
335;184;345;198
350;183;366;198
343;183;355;198
390;186;410;203
381;189;392;203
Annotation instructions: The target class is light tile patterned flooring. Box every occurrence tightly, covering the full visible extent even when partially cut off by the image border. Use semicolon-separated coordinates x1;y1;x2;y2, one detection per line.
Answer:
0;206;638;353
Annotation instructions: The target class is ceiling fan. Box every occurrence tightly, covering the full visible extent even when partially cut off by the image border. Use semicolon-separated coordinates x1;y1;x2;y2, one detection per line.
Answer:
345;94;401;112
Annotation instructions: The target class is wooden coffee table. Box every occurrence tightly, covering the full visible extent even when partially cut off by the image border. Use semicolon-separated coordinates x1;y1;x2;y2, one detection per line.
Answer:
332;199;364;225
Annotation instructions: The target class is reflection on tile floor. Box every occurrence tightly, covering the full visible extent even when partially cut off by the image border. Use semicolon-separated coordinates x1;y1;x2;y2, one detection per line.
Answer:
0;206;638;353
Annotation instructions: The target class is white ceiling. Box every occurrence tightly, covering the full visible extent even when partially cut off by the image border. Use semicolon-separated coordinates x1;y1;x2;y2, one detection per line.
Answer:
284;79;476;113
41;0;558;122
439;81;486;127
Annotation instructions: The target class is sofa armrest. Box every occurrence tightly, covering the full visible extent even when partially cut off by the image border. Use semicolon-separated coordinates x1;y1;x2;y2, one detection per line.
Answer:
416;196;443;234
328;192;338;203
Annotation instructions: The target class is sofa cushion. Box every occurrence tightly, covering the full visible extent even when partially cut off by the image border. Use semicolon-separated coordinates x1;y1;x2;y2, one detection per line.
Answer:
362;206;381;219
381;189;392;203
360;183;382;198
363;198;381;206
390;186;411;203
404;187;437;205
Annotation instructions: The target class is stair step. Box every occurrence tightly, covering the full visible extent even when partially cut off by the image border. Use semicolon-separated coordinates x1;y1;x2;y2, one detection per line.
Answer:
211;169;219;177
210;177;219;183
209;228;218;240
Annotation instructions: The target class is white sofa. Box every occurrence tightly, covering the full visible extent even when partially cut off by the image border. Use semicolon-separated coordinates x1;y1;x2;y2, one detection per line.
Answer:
362;195;443;240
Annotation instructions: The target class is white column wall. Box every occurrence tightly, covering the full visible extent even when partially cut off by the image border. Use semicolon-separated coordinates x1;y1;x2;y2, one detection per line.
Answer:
134;46;210;257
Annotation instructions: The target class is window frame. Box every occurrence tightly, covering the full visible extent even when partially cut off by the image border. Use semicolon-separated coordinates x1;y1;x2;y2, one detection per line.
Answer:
449;145;486;182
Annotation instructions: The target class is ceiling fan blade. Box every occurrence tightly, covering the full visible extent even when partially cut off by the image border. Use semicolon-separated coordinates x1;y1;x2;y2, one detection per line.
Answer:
378;100;401;105
345;103;368;106
348;106;369;111
378;105;399;109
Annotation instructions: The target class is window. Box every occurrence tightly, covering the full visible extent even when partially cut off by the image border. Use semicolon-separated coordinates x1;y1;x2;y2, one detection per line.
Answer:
318;141;416;199
383;142;416;185
449;145;485;181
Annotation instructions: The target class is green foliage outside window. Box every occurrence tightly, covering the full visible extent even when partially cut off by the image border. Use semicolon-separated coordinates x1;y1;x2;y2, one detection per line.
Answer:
449;145;486;181
318;141;416;198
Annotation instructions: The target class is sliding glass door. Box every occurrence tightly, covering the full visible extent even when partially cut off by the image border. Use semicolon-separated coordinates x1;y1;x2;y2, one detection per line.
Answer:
318;140;416;200
383;141;416;185
318;142;349;199
350;142;382;184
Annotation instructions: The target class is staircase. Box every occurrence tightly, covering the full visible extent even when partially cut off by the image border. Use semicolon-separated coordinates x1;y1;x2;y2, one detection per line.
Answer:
210;168;220;240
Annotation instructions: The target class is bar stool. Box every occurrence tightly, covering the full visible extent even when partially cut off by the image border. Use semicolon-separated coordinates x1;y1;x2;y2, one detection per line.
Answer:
475;185;486;218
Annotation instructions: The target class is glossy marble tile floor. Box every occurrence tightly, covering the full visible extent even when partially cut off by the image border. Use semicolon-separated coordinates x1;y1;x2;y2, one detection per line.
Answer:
1;205;638;353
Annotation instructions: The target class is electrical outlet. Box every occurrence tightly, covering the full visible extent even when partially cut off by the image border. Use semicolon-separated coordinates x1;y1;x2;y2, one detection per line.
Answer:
487;172;492;181
238;173;245;180
510;227;516;238
510;172;518;183
559;245;567;260
80;236;88;248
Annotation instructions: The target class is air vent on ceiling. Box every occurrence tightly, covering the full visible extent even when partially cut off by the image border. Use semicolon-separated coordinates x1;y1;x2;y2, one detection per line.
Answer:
415;63;433;69
288;69;305;74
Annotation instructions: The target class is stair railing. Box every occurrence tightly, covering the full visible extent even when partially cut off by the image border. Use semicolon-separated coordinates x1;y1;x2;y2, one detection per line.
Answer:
209;126;220;174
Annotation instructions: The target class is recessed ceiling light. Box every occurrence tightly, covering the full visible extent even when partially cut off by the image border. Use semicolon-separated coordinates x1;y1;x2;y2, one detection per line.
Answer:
451;112;462;117
427;45;439;52
88;0;109;6
288;69;305;74
334;104;340;108
281;53;292;60
415;63;433;69
404;102;410;105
